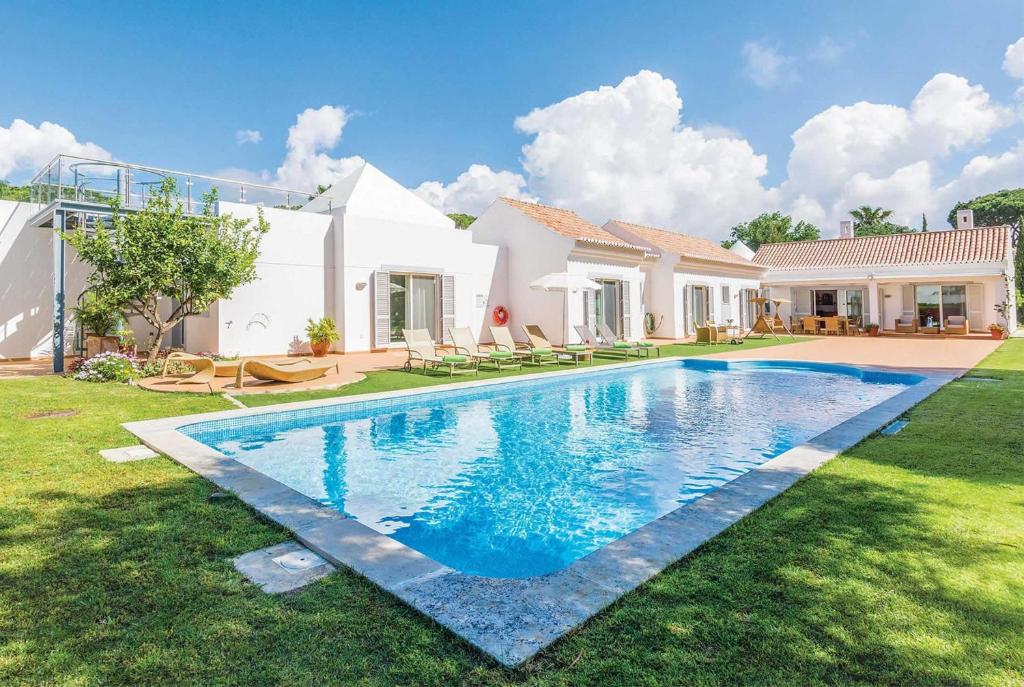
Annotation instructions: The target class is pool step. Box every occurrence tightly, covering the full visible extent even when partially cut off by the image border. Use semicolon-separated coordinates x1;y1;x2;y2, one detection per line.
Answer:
233;541;336;593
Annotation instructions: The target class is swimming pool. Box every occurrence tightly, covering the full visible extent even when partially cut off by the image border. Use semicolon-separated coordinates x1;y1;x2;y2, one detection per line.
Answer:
182;360;921;578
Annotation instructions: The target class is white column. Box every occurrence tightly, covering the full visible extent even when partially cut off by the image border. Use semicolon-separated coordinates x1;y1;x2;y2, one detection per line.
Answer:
867;280;880;327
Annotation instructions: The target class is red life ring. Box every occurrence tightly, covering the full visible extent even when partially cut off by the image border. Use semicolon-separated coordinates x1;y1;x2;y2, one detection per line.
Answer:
492;305;510;325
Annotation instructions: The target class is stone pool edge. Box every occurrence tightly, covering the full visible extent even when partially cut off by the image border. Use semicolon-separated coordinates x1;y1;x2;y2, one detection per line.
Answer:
122;357;955;667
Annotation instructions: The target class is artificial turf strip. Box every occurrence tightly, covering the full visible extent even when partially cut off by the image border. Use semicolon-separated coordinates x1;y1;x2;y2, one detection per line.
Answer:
0;340;1020;685
237;336;799;407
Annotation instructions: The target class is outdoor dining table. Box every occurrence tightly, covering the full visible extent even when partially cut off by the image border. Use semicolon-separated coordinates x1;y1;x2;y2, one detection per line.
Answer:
804;316;853;335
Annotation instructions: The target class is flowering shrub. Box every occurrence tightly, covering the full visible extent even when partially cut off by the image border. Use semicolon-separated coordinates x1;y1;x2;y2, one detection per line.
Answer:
73;352;139;383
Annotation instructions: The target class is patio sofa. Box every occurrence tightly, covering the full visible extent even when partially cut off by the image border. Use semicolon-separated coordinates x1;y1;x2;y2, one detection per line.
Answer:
944;316;970;335
895;316;918;333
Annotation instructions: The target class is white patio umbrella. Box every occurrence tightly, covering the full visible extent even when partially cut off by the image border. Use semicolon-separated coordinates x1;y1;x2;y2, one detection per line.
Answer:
529;272;602;345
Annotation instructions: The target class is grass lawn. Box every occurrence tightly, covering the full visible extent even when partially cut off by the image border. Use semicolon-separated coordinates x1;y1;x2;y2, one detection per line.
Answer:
0;340;1021;686
237;336;799;407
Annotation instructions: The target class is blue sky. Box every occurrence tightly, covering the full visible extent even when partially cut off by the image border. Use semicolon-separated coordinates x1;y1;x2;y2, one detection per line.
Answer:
3;1;1024;238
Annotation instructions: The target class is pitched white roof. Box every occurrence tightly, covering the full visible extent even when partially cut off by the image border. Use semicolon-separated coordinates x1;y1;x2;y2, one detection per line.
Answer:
302;162;454;229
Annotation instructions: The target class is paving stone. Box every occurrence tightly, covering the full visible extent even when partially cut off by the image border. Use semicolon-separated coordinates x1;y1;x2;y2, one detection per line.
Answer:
233;541;335;593
99;445;158;463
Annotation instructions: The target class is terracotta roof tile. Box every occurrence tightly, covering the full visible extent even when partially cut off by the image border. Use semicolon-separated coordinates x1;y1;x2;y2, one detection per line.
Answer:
753;226;1009;271
608;220;761;269
499;197;648;252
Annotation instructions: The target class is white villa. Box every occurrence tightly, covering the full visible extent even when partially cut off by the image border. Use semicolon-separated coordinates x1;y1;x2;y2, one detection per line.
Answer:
757;213;1017;334
0;155;1017;372
601;220;764;339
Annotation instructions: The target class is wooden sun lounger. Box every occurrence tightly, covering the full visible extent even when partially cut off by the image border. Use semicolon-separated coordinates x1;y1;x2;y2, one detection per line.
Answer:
234;358;338;388
449;326;522;372
162;351;242;386
403;328;478;376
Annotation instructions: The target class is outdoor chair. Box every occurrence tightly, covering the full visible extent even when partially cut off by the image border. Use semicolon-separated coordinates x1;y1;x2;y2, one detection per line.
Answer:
895;315;918;333
693;320;720;345
402;328;478;376
522;324;593;366
944;315;969;335
449;326;522;372
823;316;840;335
801;316;819;335
595;322;655;357
490;326;558;366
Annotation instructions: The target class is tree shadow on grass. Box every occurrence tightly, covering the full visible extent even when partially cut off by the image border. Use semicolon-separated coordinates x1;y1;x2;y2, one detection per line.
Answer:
0;476;484;686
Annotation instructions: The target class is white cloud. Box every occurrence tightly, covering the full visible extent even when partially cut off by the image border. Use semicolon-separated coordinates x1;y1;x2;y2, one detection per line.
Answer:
1003;37;1024;79
0;119;111;180
273;105;364;190
782;72;1015;229
413;164;533;215
808;36;849;64
741;40;798;89
512;70;777;237
235;129;262;145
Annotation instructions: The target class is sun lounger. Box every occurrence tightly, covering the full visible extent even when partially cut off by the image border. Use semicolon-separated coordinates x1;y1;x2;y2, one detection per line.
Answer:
234;357;338;388
575;324;635;358
448;326;522;372
161;351;242;384
522;324;593;366
596;322;657;357
403;328;478;376
488;326;551;366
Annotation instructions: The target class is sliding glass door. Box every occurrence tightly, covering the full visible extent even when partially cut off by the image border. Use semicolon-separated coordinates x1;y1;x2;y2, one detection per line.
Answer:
692;286;709;327
915;284;967;329
594;279;622;337
389;273;438;342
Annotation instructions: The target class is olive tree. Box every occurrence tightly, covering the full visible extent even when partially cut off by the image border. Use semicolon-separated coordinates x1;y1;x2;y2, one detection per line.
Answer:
65;178;269;363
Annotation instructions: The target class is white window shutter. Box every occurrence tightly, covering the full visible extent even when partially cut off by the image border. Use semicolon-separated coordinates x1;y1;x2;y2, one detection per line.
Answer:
684;284;694;334
583;289;594;327
441;274;456;343
374;271;391;348
621;280;631;338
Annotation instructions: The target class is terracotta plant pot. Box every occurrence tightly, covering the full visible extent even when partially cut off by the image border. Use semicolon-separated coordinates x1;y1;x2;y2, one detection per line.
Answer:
310;340;331;357
867;327;881;337
85;333;120;358
990;329;1005;340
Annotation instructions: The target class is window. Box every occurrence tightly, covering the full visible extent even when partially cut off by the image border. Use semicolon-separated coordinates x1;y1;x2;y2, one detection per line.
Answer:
388;273;438;342
721;285;730;302
941;285;966;319
916;285;941;327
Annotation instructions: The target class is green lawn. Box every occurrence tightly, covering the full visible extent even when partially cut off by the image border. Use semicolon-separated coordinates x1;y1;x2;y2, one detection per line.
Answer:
238;337;798;407
1;340;1022;686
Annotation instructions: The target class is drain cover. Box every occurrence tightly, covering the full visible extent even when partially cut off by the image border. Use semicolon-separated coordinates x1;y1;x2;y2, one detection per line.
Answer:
273;549;329;573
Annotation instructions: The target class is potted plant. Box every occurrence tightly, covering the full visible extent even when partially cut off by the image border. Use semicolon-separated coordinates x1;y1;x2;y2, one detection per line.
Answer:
72;294;122;358
865;323;881;337
306;317;340;357
989;323;1006;340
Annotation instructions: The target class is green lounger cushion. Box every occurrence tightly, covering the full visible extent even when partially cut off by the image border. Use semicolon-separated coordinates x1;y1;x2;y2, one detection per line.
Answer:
531;347;553;355
613;341;632;348
442;354;468;363
563;344;587;352
638;341;655;347
489;351;515;359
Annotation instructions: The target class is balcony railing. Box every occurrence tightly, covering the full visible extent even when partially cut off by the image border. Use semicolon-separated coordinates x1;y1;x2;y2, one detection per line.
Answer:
29;155;316;215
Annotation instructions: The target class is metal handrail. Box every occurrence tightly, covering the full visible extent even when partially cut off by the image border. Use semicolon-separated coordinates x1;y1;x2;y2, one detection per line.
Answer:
28;153;313;197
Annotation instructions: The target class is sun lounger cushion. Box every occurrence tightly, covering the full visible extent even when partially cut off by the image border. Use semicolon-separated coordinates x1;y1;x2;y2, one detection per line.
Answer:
442;355;468;363
564;344;586;352
531;347;552;355
613;341;632;348
947;316;965;325
488;351;514;359
637;341;655;347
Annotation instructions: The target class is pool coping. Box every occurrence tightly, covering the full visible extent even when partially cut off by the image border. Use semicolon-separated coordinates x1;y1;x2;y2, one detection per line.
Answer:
122;356;956;667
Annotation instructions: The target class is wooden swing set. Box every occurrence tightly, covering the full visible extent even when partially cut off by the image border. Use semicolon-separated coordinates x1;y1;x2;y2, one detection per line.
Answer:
744;296;796;340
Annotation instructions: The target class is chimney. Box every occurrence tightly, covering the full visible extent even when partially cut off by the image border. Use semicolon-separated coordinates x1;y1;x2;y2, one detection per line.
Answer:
956;208;974;230
839;220;854;239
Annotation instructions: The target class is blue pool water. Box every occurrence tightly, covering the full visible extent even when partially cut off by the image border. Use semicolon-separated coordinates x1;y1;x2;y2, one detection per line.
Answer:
183;360;918;578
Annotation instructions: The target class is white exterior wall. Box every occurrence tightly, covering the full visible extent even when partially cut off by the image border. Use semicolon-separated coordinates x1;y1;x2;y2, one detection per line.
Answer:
642;259;677;338
471;202;571;344
336;213;499;351
767;272;1013;332
0;200;90;360
673;267;762;337
210;202;335;357
565;252;646;344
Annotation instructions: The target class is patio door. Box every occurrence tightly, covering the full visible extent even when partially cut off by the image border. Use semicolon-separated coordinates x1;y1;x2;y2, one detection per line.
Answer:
692;286;709;327
388;273;439;342
594;279;622;337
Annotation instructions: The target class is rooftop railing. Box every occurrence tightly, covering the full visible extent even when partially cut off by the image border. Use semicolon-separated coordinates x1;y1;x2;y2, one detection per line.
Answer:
29;155;316;215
